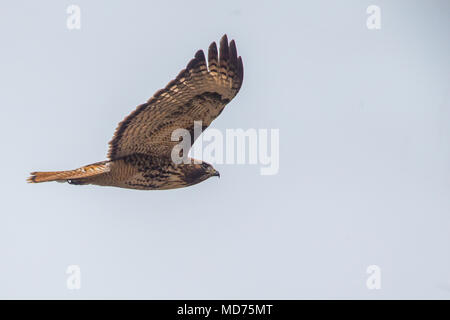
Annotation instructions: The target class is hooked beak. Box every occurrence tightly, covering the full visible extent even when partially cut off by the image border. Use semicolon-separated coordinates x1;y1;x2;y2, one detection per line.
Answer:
213;170;220;178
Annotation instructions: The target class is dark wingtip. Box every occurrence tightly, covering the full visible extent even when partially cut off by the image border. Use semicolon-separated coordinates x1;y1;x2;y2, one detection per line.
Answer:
208;41;218;53
194;49;205;61
238;56;244;81
229;39;237;55
219;35;229;64
229;39;238;70
207;41;218;72
186;49;206;71
220;34;228;44
186;57;196;70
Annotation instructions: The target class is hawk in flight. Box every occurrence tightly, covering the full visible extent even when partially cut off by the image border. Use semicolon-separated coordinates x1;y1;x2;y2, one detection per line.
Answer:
28;35;244;190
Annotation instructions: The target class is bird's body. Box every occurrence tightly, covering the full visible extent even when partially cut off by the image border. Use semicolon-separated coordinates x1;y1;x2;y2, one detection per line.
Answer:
63;154;217;190
28;35;243;190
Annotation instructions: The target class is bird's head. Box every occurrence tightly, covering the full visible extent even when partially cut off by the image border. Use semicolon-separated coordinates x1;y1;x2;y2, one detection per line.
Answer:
198;161;220;179
182;161;220;186
203;161;220;176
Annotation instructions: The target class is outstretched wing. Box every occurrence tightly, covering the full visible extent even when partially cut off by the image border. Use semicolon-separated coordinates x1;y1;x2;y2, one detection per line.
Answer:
107;35;244;160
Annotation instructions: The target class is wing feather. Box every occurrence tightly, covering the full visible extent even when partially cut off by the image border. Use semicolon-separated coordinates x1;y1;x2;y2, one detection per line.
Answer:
108;35;243;160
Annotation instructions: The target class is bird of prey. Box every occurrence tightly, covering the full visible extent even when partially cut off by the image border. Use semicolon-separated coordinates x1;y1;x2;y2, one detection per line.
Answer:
27;35;243;190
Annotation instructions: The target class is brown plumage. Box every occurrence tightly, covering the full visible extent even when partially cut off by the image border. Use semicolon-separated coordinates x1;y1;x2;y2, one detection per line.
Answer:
27;35;243;190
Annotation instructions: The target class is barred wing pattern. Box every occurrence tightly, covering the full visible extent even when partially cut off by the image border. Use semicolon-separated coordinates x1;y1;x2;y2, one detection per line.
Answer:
107;35;244;160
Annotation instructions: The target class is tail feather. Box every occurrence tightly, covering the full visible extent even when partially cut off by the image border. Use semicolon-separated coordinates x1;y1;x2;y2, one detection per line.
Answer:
27;162;110;183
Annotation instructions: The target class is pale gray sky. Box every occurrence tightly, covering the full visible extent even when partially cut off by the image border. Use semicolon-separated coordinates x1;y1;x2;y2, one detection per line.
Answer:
0;0;449;299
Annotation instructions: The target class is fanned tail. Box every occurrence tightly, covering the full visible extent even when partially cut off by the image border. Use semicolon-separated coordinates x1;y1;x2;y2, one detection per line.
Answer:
27;162;110;183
